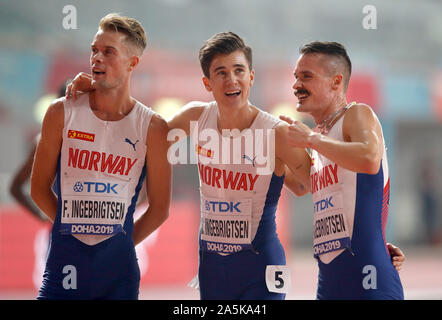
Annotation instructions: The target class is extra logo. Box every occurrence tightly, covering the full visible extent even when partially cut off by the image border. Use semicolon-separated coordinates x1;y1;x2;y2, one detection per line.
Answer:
196;145;213;159
205;200;241;213
68;130;95;142
73;181;118;194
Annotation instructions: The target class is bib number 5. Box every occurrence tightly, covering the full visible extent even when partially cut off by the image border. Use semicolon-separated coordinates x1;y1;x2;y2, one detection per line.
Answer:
265;265;291;293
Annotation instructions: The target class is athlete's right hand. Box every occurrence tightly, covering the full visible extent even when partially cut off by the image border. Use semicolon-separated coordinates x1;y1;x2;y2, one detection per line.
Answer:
65;72;94;100
279;115;296;125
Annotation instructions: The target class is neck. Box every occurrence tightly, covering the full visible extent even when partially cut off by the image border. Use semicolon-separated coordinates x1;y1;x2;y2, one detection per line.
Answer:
217;102;257;132
90;85;134;121
314;96;348;125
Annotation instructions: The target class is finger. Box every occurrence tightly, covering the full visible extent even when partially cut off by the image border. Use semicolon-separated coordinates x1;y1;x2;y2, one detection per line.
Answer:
279;115;294;124
288;121;301;130
387;243;397;250
65;83;72;99
72;82;78;100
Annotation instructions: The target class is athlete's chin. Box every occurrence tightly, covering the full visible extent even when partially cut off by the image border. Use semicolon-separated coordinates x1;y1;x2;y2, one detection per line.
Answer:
94;80;115;90
222;97;247;109
296;103;310;113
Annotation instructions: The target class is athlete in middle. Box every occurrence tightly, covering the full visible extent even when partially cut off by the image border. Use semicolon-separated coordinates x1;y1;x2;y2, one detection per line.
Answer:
66;31;311;300
168;32;311;299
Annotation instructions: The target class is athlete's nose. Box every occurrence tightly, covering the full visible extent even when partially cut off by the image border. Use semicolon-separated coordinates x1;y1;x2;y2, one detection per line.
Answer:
293;77;302;90
226;71;239;85
91;51;104;65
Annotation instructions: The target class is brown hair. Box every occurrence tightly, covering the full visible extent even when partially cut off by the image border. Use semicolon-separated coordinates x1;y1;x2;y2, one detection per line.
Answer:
199;32;252;78
300;41;352;90
99;13;147;56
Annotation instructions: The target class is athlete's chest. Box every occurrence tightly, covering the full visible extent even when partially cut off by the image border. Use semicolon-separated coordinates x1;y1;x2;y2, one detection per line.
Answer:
62;116;146;178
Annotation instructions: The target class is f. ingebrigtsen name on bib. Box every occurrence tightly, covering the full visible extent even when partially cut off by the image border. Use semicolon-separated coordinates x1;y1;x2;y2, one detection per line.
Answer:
62;200;125;220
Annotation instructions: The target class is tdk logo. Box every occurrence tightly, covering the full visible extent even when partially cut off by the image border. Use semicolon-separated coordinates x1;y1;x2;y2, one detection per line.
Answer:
73;181;118;194
314;196;334;213
205;201;241;213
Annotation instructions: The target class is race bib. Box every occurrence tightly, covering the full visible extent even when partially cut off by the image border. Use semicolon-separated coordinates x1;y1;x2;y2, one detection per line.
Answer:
265;265;291;294
312;189;351;258
60;177;130;236
200;196;252;254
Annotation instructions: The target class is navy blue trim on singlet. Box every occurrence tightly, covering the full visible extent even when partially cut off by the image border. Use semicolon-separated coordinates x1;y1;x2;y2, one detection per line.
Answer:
316;161;403;299
52;155;63;236
352;162;387;257
252;173;285;251
123;163;147;235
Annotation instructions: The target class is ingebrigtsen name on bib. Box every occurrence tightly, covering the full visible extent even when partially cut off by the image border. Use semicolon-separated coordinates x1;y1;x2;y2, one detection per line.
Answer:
62;200;125;220
314;213;346;239
202;217;249;239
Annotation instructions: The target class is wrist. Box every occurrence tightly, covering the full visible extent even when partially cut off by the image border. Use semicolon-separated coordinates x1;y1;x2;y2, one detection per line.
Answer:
307;131;321;149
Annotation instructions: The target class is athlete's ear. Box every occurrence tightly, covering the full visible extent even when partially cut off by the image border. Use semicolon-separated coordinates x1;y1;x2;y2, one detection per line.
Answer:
332;74;343;90
202;77;212;92
128;56;140;71
249;69;255;86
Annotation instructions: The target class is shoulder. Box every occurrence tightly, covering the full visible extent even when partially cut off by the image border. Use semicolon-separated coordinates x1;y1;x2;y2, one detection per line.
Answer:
344;103;377;122
146;113;169;153
43;97;65;125
180;101;210;118
342;103;382;139
148;113;169;136
167;100;210;131
40;98;65;144
255;108;280;128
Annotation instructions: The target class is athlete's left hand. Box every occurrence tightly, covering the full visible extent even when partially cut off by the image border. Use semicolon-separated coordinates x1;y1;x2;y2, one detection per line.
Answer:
65;72;94;100
286;120;315;149
387;243;405;271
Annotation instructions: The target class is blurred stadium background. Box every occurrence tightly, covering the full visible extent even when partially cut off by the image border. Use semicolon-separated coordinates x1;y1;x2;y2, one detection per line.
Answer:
0;0;441;300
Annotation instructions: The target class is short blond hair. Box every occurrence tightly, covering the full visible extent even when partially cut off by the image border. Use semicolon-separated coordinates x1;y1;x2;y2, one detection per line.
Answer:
99;13;147;56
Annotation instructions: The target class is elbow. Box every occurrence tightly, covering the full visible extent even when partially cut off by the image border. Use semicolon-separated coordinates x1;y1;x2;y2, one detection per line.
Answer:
295;183;310;196
294;189;308;197
9;183;20;200
30;187;37;204
30;181;40;204
161;209;170;223
296;174;311;196
361;153;382;175
158;205;170;224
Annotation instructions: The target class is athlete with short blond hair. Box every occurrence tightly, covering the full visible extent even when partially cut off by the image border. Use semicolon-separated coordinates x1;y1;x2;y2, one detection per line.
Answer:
31;13;171;299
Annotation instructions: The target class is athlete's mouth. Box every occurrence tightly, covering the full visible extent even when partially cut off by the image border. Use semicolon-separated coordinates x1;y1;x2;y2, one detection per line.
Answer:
225;90;241;96
92;67;106;76
295;89;310;101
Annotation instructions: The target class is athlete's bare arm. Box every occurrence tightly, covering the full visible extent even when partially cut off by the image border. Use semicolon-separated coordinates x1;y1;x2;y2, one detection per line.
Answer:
286;104;384;174
65;72;94;99
282;110;406;269
66;73;207;139
30;99;64;222
283;165;309;196
10;142;47;221
275;123;311;194
167;101;207;135
133;114;172;246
